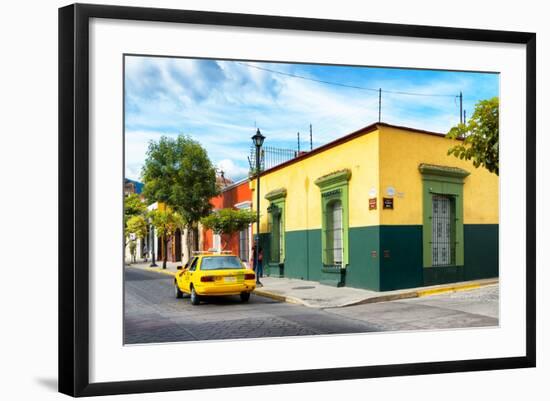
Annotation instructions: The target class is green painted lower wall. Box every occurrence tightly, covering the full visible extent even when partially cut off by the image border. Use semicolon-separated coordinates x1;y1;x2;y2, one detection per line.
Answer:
379;226;424;291
347;226;381;290
262;224;498;291
463;224;499;279
284;229;322;281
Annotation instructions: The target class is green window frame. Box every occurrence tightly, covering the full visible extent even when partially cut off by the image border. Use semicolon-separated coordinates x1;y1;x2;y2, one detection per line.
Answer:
315;169;351;268
419;164;470;268
265;188;286;264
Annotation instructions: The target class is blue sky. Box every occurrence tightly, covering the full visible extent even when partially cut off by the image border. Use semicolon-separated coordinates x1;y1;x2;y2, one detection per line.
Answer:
124;56;499;182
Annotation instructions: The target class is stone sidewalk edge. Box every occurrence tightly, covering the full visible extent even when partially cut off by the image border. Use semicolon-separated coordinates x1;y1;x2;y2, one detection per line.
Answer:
126;265;498;308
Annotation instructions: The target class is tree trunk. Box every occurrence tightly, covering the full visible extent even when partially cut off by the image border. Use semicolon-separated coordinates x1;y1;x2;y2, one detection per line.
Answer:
162;235;167;269
193;226;199;252
186;224;193;264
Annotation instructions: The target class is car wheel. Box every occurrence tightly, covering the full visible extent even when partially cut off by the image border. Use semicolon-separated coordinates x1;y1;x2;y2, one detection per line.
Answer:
190;286;200;305
174;282;183;299
240;292;251;302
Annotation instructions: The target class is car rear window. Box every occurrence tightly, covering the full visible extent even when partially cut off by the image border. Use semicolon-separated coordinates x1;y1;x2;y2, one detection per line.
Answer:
200;256;244;270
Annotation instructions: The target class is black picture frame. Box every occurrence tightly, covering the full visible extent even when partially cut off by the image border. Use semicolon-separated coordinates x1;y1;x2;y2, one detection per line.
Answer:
59;3;536;397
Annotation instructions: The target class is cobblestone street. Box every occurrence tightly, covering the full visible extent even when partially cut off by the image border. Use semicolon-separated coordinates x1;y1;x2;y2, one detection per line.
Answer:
124;268;498;344
124;268;381;344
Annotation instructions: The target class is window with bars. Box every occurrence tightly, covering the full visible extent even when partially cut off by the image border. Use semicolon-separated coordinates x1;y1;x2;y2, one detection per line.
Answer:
325;200;344;266
265;188;287;265
315;169;351;268
419;163;469;268
268;205;282;264
239;228;249;262
431;195;456;266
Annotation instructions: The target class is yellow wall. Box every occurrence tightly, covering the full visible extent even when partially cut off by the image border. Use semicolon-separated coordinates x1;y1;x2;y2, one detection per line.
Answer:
252;129;380;233
378;125;499;225
252;124;499;233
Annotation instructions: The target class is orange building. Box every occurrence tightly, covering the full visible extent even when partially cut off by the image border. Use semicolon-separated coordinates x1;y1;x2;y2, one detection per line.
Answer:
201;178;253;266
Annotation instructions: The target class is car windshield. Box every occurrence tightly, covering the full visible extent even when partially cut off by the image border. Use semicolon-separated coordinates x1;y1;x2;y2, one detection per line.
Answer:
200;256;244;270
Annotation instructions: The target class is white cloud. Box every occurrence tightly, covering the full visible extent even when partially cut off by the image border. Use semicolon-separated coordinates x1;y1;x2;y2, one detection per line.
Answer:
124;57;498;182
216;159;250;182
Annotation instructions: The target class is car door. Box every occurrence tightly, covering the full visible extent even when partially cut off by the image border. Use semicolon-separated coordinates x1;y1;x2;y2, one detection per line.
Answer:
183;257;198;292
176;260;190;291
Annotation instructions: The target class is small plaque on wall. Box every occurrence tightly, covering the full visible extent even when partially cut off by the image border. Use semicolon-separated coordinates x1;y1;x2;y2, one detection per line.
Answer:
369;197;377;210
383;197;394;209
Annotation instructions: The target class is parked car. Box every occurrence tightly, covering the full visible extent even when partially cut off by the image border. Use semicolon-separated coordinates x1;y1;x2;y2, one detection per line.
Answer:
174;252;256;305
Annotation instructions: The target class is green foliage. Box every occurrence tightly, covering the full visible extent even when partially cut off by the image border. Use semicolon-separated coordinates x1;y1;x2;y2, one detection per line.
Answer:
141;136;219;225
126;214;148;240
446;97;499;175
124;193;146;218
124;193;146;227
148;209;185;238
201;208;257;237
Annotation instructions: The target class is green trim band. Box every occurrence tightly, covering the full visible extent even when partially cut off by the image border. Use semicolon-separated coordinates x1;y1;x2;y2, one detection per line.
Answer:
265;187;287;201
419;163;470;179
314;169;352;188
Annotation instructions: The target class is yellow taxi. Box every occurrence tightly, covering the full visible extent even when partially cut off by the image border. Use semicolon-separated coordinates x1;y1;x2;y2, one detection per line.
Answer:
174;252;256;305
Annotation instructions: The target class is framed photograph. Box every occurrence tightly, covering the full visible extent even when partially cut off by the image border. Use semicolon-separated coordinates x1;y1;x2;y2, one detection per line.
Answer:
59;3;536;397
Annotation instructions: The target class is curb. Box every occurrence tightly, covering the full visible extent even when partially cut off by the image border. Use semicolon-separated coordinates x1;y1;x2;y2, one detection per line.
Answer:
416;282;484;297
126;265;176;277
253;289;308;306
255;279;499;309
339;279;499;308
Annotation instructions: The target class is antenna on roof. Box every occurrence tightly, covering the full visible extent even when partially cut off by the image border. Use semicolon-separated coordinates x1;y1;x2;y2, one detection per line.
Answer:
378;88;382;122
458;91;463;124
297;132;300;153
309;124;313;150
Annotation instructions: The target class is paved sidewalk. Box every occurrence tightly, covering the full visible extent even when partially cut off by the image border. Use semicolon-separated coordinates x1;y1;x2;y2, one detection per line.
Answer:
126;260;498;309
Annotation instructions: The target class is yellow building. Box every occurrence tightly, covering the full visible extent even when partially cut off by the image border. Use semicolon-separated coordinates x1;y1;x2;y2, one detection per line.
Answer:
252;122;498;291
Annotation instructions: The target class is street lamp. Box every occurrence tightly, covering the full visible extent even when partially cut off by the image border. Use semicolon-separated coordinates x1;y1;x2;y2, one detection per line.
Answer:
252;128;265;284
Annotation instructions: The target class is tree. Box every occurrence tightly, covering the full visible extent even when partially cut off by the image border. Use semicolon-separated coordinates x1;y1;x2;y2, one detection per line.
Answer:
126;214;148;239
148;209;185;269
201;208;257;250
124;193;147;229
446;97;499;175
124;193;146;218
141;136;219;260
125;214;148;261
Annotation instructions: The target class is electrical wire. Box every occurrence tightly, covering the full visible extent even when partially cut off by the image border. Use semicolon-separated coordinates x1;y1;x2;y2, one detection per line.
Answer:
238;62;458;98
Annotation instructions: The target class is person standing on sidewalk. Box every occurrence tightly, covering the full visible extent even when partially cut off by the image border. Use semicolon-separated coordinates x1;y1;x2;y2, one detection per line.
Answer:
252;245;263;286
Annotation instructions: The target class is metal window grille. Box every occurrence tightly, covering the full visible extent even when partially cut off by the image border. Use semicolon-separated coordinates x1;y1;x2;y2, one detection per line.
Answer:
431;195;455;266
269;212;281;263
239;228;249;262
325;200;344;266
279;217;284;262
